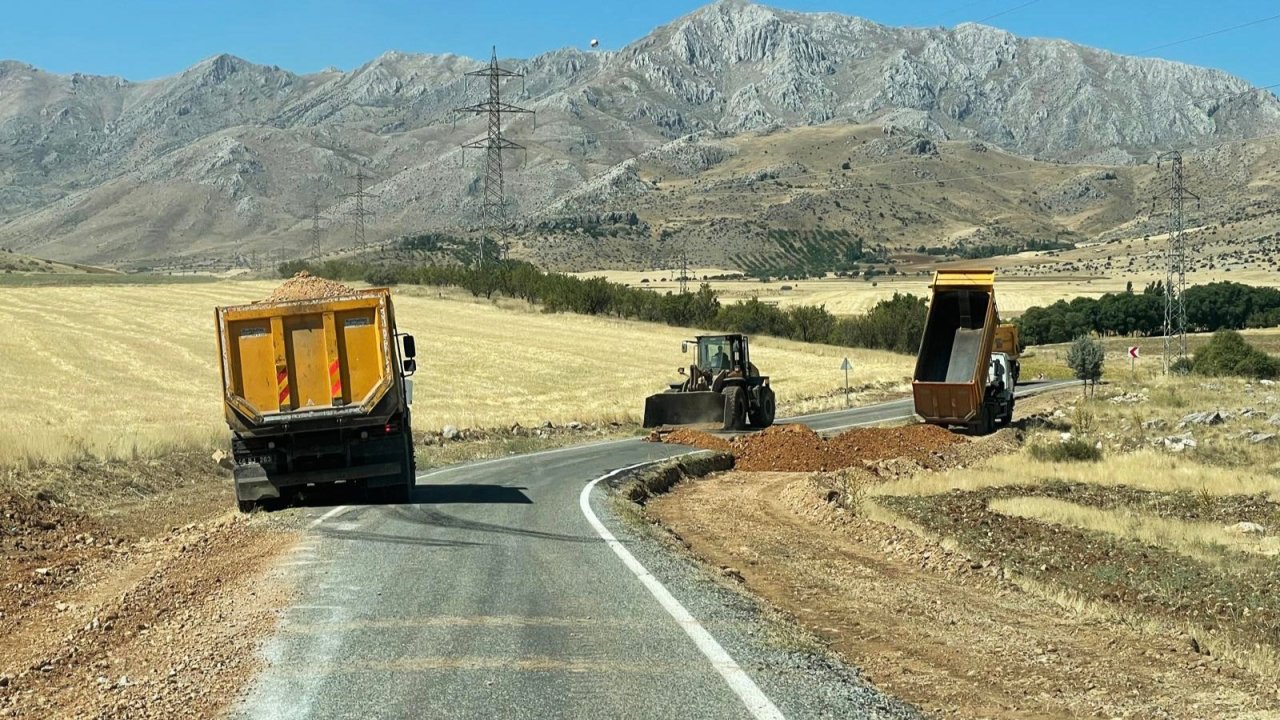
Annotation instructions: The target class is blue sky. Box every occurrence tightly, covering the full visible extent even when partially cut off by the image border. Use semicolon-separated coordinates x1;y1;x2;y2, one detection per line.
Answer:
1;0;1275;87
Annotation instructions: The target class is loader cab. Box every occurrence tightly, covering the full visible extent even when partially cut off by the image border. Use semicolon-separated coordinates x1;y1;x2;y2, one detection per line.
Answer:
685;334;751;375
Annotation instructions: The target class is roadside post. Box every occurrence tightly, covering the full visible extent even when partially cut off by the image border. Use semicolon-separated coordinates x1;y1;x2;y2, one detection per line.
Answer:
1128;345;1140;377
841;357;852;406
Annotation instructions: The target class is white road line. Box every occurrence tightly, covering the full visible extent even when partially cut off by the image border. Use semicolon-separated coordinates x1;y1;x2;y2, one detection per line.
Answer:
579;460;787;720
308;505;353;529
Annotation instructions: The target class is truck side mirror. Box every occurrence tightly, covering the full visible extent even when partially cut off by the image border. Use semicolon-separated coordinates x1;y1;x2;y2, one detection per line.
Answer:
678;367;687;375
402;335;416;359
681;341;688;354
403;358;417;376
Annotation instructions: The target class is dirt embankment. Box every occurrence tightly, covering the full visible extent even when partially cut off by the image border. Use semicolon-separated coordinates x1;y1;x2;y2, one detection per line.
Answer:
648;466;1273;718
1;459;298;718
644;404;1278;718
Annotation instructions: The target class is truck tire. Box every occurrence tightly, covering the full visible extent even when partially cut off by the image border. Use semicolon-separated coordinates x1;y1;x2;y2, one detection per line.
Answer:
1001;399;1015;425
968;406;994;436
722;386;746;431
752;387;776;429
237;499;255;514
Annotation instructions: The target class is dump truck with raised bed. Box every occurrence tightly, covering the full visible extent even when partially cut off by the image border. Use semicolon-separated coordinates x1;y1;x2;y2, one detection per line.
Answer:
992;322;1021;384
912;270;1014;435
215;286;418;511
643;334;776;431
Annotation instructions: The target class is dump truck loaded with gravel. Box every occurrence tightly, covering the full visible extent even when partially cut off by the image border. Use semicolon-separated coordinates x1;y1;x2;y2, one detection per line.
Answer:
214;273;419;511
913;269;1015;435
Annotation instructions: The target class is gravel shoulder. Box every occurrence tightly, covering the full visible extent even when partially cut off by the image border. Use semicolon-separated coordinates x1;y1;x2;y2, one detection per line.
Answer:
0;457;300;719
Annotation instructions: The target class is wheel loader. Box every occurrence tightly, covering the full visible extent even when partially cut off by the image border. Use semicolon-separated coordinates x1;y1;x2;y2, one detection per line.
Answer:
643;334;776;431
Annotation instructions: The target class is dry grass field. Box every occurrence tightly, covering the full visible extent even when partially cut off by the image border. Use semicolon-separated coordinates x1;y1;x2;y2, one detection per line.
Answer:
0;281;913;466
870;375;1280;678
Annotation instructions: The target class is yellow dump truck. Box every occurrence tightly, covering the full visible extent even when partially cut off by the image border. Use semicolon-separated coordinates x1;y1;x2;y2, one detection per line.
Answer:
215;288;417;511
912;269;1015;434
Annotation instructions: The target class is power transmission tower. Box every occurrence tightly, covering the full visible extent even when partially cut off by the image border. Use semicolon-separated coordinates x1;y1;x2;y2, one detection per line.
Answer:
1150;150;1200;373
454;46;534;265
309;199;323;259
678;244;690;295
341;169;378;251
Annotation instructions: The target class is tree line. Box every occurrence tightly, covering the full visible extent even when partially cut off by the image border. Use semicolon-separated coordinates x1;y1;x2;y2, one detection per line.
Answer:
280;259;927;355
1016;281;1280;346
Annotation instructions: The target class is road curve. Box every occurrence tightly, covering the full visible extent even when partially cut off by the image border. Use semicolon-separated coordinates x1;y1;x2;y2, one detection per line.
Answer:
233;382;1071;720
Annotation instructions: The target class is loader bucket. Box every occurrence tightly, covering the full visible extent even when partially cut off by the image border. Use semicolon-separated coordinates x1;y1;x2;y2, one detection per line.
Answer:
642;391;727;428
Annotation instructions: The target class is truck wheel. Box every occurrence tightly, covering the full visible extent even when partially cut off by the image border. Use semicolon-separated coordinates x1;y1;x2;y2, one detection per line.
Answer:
753;388;776;428
237;499;255;514
722;386;746;431
1002;400;1015;425
969;407;993;436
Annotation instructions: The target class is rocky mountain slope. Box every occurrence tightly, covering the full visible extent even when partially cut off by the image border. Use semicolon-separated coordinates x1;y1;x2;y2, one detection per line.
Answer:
1;0;1277;268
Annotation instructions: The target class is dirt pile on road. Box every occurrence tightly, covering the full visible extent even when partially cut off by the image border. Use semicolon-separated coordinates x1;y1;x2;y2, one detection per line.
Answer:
261;271;355;303
660;428;733;452
662;423;965;472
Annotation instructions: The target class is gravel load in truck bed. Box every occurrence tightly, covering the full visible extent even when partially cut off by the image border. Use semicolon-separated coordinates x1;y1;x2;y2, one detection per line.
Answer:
260;271;356;303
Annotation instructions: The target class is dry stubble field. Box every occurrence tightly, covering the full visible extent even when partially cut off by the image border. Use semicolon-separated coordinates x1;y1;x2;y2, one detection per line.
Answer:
0;280;913;466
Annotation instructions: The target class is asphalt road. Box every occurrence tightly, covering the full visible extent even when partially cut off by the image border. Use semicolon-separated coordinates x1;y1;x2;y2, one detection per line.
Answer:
233;382;1071;720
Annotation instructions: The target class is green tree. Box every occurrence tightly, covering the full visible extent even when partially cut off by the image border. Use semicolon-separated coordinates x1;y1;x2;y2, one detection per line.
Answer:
1066;335;1104;397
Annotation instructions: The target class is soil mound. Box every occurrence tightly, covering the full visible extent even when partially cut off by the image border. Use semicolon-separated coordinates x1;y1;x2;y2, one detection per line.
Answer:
261;271;356;303
662;423;965;472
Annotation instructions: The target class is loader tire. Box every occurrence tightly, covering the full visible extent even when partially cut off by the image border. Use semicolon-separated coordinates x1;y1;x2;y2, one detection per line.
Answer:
722;386;746;431
753;387;776;429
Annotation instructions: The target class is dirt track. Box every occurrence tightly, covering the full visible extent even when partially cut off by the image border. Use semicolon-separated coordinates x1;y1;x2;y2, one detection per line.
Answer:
646;470;1274;718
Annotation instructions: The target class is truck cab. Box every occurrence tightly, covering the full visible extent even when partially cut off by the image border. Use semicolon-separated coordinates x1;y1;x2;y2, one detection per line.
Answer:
986;351;1016;431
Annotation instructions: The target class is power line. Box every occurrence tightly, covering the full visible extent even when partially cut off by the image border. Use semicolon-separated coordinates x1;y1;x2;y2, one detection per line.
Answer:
974;0;1045;23
1139;12;1280;53
454;46;534;266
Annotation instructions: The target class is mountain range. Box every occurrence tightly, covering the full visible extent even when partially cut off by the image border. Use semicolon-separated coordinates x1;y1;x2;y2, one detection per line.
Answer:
1;0;1277;269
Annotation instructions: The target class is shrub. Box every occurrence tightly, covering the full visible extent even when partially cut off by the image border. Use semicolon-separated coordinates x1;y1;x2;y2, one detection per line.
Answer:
1170;356;1194;375
1192;330;1280;379
364;267;402;286
1029;436;1103;462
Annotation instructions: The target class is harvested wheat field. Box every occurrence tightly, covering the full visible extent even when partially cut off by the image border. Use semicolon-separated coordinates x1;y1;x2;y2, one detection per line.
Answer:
643;384;1280;718
0;280;913;465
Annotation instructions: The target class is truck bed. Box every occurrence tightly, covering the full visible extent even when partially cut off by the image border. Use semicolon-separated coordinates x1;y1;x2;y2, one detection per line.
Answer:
913;270;998;426
216;290;396;429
